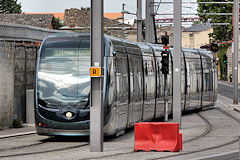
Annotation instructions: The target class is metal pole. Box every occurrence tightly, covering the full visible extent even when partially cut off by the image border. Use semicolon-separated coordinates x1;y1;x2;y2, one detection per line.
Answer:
137;0;143;42
90;0;104;152
164;74;168;122
239;135;240;159
173;0;182;127
122;3;125;39
233;0;239;104
150;0;155;43
146;0;152;43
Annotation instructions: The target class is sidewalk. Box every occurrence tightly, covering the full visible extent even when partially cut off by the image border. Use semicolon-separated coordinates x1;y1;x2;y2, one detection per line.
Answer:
0;94;239;160
0;124;35;139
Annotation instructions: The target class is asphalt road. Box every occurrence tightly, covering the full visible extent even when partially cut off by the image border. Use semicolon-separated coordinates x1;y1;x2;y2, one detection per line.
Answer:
217;80;240;101
0;80;239;160
217;81;240;160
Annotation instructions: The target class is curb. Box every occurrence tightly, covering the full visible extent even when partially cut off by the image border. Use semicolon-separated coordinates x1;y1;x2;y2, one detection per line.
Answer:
0;131;36;139
234;107;240;113
190;150;239;160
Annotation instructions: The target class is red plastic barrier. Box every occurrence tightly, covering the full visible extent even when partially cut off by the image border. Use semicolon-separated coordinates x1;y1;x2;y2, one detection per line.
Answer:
134;122;182;152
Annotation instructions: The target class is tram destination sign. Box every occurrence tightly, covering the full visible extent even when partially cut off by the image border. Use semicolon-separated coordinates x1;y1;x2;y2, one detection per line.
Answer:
46;48;90;57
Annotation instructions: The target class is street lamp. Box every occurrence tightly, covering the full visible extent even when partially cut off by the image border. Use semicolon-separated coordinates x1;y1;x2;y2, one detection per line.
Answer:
121;10;137;15
121;9;137;39
106;16;123;35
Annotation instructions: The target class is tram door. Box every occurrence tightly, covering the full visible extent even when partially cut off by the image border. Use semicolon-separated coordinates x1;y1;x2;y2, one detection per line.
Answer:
126;42;143;125
185;51;202;110
127;54;143;124
114;53;129;130
202;55;214;107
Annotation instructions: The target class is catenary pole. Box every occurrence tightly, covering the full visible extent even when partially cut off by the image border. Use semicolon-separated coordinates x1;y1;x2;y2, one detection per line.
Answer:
233;0;239;104
146;0;154;43
90;0;104;152
146;0;150;42
122;3;125;39
173;0;182;127
150;0;155;43
137;0;143;42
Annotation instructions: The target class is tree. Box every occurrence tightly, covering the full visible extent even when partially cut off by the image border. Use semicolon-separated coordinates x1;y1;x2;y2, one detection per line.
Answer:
197;0;233;42
0;0;22;14
52;17;64;29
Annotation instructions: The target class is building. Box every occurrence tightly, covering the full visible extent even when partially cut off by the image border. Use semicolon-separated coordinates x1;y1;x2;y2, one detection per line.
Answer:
0;14;56;29
182;23;213;48
24;13;65;21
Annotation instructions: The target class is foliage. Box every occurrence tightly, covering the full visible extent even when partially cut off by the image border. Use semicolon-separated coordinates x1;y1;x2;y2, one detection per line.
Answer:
0;0;22;13
197;0;233;42
217;44;230;80
53;17;64;29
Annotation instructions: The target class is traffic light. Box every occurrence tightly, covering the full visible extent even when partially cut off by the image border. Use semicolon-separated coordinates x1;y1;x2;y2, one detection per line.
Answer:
161;35;169;46
211;43;219;52
161;51;169;74
223;55;227;63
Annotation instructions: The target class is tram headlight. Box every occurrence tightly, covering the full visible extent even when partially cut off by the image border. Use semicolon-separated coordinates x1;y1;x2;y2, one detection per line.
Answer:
66;112;73;119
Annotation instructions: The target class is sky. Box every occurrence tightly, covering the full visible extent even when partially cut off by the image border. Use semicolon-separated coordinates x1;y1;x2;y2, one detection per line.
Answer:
18;0;139;13
17;0;198;22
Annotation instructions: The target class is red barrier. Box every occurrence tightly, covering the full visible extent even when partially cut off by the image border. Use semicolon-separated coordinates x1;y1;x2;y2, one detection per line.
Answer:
134;122;182;152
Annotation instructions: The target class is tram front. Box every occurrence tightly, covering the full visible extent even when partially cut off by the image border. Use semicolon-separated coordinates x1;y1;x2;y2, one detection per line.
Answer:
35;34;91;136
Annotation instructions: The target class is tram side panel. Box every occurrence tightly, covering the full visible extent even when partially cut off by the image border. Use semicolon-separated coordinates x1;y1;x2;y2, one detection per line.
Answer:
104;37;129;134
180;51;186;112
168;51;173;114
125;42;143;125
184;50;202;110
140;44;156;121
150;47;165;118
213;58;218;103
201;55;214;107
114;52;129;131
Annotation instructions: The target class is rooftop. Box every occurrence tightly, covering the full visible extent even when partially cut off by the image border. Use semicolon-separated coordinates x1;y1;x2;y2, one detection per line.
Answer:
0;14;54;28
185;22;211;32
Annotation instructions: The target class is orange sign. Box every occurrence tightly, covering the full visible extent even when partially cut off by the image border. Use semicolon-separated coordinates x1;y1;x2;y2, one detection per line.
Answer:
89;67;101;77
163;46;169;50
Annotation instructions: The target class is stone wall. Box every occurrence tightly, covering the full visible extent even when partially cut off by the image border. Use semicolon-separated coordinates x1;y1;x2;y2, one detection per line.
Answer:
14;44;38;124
0;41;38;129
0;41;14;129
0;14;54;29
64;8;90;27
64;8;124;28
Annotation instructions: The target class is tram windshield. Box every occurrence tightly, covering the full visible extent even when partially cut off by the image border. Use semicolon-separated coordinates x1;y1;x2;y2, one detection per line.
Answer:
37;36;90;108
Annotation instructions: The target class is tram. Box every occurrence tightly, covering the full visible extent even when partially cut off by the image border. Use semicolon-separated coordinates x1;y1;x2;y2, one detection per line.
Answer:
34;33;217;136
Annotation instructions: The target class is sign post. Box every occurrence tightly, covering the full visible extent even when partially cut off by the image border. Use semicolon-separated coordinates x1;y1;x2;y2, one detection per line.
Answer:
233;0;239;105
90;0;104;152
161;34;170;122
173;0;182;127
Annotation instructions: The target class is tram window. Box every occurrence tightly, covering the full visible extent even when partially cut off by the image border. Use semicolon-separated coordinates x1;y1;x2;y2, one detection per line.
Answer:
157;62;160;74
145;62;148;75
38;37;91;107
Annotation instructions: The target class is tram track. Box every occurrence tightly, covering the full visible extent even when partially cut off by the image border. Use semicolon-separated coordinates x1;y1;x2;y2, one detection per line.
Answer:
0;132;36;140
0;142;90;159
150;107;240;160
0;134;90;159
81;108;240;160
80;111;214;160
1;107;238;159
0;133;45;153
0;111;212;160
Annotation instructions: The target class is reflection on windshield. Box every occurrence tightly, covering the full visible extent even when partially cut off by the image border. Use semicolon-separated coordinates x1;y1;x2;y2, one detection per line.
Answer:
38;47;90;107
